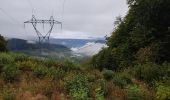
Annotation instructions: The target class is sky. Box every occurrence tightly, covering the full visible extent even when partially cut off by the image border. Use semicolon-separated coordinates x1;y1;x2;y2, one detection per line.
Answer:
0;0;128;39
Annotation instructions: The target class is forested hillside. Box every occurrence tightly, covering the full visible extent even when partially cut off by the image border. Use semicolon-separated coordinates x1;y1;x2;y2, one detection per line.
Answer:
92;0;170;70
90;0;170;99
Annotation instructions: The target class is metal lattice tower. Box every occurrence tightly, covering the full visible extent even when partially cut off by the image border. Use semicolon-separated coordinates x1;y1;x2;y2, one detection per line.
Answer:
24;15;62;44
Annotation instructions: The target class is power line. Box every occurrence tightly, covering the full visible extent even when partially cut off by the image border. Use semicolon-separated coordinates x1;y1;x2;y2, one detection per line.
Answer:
61;0;66;22
25;0;35;15
0;7;30;38
27;0;33;9
0;8;21;25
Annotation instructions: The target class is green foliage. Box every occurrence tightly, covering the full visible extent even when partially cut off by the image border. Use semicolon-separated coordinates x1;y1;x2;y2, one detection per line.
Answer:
91;0;170;70
65;74;90;99
127;85;144;100
103;69;114;80
91;48;116;70
47;67;65;80
0;53;14;66
135;43;160;63
62;59;80;71
2;64;20;82
0;52;168;99
154;79;170;100
10;53;30;62
0;34;7;52
33;65;48;78
0;53;14;72
156;82;170;100
42;59;57;68
112;72;132;88
162;62;170;78
2;89;15;100
95;80;106;100
95;87;105;100
16;60;37;71
87;74;96;82
133;63;163;83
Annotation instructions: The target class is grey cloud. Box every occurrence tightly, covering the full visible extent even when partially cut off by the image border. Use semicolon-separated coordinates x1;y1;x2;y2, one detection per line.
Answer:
0;0;128;39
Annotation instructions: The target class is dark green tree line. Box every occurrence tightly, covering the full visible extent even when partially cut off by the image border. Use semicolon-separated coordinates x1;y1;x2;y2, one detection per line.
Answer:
91;0;170;70
0;34;7;52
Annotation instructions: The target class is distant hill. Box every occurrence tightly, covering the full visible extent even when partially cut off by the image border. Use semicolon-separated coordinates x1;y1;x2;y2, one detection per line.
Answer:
6;38;106;58
50;38;106;48
7;38;70;51
7;38;71;58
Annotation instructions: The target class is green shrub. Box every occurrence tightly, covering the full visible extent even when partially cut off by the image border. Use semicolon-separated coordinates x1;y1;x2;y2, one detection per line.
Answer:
155;81;170;100
95;79;106;100
112;73;132;88
43;59;57;68
62;59;80;71
162;62;170;78
95;86;105;100
0;53;14;65
2;89;15;100
33;65;48;78
47;67;65;80
87;74;96;82
65;74;89;99
103;69;114;80
10;53;29;62
16;60;37;71
127;85;144;100
2;64;20;82
0;34;7;52
133;63;163;83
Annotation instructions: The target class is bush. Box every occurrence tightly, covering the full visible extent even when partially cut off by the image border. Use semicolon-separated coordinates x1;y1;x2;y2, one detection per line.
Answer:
62;59;80;71
43;59;57;68
65;74;90;99
127;85;144;100
112;72;132;88
2;89;15;100
133;63;163;83
155;81;170;100
47;67;65;80
2;64;20;82
0;53;14;66
95;79;106;100
162;62;170;78
33;65;48;78
16;60;37;71
95;87;105;100
0;34;7;52
10;53;29;62
91;48;116;71
87;74;96;82
103;69;114;80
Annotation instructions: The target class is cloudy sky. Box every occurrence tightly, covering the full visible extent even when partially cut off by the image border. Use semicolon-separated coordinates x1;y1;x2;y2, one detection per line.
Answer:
0;0;128;39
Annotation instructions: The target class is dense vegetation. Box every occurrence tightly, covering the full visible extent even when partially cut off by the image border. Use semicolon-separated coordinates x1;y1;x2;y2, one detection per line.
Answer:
0;52;164;100
92;0;170;70
0;35;7;52
90;0;170;99
0;0;170;99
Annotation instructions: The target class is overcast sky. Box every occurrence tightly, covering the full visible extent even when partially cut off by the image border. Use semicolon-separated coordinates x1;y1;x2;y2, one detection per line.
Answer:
0;0;128;39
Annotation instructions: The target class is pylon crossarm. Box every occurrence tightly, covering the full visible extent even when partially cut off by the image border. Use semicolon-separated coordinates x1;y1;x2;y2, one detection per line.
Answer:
24;15;62;44
24;20;61;24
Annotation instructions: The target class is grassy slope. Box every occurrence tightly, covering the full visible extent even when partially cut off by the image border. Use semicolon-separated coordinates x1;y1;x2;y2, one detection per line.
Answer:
0;52;166;100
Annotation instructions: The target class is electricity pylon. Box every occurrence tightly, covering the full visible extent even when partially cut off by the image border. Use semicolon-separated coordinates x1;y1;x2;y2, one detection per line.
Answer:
24;15;62;44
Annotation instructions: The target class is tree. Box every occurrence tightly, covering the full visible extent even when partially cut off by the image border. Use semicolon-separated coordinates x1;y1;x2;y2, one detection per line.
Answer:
91;0;170;70
0;34;7;52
